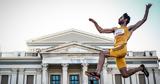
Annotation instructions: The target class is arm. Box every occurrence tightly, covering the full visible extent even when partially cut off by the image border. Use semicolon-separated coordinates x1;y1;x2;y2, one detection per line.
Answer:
128;3;152;32
112;43;127;51
89;18;115;33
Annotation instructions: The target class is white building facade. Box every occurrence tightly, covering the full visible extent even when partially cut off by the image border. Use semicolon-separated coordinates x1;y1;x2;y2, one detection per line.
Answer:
0;29;159;84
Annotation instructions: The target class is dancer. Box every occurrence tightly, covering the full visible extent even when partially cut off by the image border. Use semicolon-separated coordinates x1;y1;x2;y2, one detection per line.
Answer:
86;3;152;79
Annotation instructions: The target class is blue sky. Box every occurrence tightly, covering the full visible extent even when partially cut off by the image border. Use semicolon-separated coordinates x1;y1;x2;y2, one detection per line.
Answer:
0;0;160;54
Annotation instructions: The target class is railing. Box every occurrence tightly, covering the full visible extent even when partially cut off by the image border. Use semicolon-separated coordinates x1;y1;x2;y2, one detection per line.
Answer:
0;52;38;57
127;51;157;57
0;51;157;57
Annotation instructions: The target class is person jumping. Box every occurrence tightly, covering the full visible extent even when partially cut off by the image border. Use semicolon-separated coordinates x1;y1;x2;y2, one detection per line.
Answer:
86;3;152;80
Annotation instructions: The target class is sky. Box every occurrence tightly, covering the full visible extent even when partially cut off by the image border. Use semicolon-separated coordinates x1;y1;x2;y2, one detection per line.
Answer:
0;0;160;54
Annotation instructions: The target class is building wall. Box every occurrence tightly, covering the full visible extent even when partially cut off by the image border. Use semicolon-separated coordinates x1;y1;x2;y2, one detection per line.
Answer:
0;29;159;84
0;59;159;84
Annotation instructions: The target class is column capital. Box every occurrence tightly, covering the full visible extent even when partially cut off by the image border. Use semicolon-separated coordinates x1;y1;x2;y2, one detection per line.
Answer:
36;68;42;72
19;68;25;72
19;68;25;74
42;63;48;68
81;63;89;67
103;63;107;69
36;69;43;74
107;68;113;73
61;63;69;67
11;68;18;72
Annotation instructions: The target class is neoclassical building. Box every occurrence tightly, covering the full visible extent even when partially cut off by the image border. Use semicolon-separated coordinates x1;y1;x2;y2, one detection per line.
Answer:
0;29;159;84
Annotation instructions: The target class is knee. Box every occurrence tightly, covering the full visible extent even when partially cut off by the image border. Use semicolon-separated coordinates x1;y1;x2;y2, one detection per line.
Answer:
99;51;105;56
121;73;129;78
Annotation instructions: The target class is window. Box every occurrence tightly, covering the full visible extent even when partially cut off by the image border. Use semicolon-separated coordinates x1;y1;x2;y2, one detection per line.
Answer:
1;75;8;84
26;75;34;84
115;74;122;84
88;77;99;84
50;75;61;84
70;75;79;84
139;74;146;84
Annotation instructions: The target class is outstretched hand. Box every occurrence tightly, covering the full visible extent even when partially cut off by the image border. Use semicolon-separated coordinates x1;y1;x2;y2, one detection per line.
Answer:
89;18;96;23
146;3;152;9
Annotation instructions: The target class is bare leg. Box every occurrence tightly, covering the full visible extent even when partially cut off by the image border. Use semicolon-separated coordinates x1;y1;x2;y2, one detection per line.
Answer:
85;49;116;79
119;66;143;78
95;50;109;74
85;50;109;80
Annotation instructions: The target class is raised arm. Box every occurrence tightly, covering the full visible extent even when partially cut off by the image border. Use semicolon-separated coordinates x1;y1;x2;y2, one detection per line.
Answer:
89;18;115;33
128;3;152;32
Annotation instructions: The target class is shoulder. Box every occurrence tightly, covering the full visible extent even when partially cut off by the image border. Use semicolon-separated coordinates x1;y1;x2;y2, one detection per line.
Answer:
110;27;118;33
127;25;134;32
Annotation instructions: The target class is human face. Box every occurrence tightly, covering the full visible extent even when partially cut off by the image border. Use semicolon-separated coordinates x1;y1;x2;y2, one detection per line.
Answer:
118;16;127;25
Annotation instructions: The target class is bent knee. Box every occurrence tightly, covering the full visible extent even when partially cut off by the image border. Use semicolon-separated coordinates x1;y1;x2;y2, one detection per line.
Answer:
99;51;105;56
99;51;103;54
99;50;109;56
121;73;129;78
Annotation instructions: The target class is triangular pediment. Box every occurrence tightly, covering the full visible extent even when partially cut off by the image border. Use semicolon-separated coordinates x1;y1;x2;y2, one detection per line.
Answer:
42;42;102;53
27;29;113;46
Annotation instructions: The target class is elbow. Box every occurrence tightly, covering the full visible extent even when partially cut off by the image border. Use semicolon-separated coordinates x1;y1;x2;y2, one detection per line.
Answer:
99;30;105;33
98;29;103;33
142;18;147;22
99;31;103;33
144;19;147;22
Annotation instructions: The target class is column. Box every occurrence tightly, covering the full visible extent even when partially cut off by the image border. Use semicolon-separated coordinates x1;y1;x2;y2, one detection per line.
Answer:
155;69;160;84
128;51;133;56
130;74;136;84
42;64;48;84
124;77;130;84
8;74;11;84
145;51;150;56
106;67;113;84
11;69;17;84
0;75;1;84
18;68;24;84
101;63;107;84
37;69;42;84
152;51;156;56
82;63;88;84
62;64;68;84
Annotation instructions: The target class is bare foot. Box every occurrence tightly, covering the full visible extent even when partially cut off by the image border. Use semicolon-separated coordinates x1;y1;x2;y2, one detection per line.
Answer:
85;71;100;80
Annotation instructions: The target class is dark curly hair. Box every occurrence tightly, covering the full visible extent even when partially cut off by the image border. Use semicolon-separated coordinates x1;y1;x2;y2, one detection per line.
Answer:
123;13;130;25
